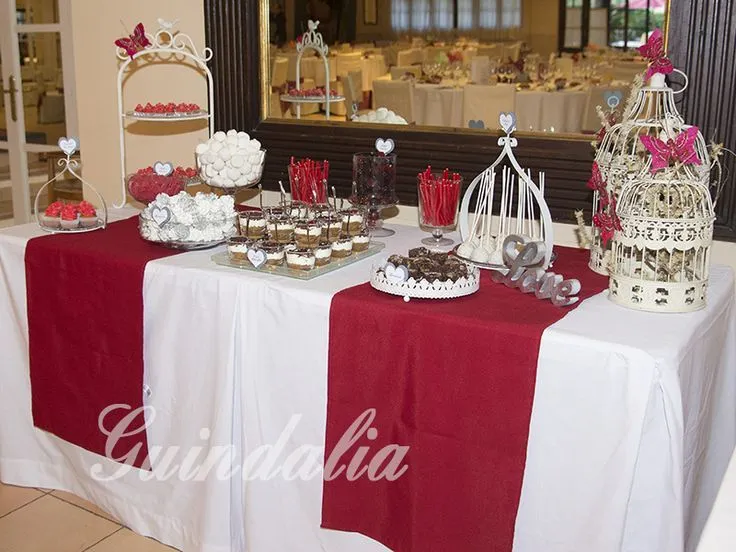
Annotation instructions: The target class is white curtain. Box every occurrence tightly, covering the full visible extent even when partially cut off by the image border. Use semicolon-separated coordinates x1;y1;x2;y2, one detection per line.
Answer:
392;0;521;32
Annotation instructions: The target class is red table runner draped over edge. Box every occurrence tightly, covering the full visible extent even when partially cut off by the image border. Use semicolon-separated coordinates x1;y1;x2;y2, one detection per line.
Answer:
25;216;182;468
323;246;608;552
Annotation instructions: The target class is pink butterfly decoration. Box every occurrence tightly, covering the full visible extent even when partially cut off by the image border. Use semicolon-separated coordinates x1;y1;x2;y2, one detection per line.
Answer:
640;126;702;173
638;28;673;80
586;162;610;208
115;23;151;58
593;198;622;246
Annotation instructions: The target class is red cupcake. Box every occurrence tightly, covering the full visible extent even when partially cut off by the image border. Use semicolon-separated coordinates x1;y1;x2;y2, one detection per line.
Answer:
78;200;98;228
60;203;80;230
41;201;63;228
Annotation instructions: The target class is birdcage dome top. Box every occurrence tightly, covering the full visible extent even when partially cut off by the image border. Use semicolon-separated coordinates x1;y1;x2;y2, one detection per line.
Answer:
597;119;711;185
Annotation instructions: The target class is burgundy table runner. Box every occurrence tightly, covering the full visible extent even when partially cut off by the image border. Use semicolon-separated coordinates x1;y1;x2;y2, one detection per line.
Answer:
25;216;182;468
322;246;608;551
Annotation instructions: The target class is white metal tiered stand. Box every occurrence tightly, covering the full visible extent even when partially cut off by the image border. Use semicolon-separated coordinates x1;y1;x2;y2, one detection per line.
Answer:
279;20;344;120
456;112;555;270
114;20;214;208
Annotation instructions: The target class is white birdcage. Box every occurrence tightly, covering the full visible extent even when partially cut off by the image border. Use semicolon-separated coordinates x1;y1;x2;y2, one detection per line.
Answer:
456;112;554;270
588;72;711;274
609;170;715;312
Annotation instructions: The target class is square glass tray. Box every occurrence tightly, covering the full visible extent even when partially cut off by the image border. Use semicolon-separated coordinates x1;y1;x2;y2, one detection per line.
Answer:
211;241;385;280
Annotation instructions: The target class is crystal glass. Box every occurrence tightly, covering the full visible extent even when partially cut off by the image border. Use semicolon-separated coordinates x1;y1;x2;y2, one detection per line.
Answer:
267;214;295;244
294;220;323;248
417;174;462;248
350;152;398;237
238;211;267;240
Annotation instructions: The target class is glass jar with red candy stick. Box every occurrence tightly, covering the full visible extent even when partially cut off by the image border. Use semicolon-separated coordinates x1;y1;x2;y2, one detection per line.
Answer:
417;166;462;248
287;157;329;205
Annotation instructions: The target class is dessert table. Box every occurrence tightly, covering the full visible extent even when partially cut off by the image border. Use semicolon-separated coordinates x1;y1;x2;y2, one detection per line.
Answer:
0;212;734;552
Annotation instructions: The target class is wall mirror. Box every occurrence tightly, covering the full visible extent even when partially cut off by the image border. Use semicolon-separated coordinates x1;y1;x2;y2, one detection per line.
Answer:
204;0;736;240
263;0;668;137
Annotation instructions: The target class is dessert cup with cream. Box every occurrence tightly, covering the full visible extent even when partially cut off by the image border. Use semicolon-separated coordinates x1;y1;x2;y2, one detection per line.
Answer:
238;211;267;240
286;248;316;271
314;241;333;266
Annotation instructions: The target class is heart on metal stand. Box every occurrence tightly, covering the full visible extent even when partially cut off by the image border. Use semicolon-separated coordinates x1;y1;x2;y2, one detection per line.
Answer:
375;138;395;155
499;112;516;134
384;263;409;284
58;137;79;156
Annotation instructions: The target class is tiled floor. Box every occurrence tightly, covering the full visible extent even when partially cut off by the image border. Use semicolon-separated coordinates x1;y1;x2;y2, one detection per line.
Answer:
0;482;178;551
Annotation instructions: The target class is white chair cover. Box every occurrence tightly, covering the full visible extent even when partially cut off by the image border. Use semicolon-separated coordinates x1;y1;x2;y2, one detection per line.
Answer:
423;46;451;63
462;83;516;129
415;85;463;127
397;48;423;67
373;79;415;123
477;44;504;62
504;42;522;62
271;58;288;89
556;57;575;79
335;52;362;77
470;56;491;84
343;70;363;118
390;66;421;80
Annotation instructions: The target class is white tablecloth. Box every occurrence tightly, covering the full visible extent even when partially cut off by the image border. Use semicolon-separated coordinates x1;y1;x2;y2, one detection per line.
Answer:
1;217;734;552
516;89;588;133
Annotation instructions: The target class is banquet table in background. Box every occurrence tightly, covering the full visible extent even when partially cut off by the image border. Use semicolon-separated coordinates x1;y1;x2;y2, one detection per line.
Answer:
0;217;734;552
373;76;591;132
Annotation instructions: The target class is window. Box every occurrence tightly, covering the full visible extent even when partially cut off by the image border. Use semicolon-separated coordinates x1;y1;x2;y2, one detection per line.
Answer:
392;0;522;31
560;0;666;51
609;0;666;49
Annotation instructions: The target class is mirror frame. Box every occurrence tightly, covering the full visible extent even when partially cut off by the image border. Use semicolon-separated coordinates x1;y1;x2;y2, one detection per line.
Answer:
204;0;736;240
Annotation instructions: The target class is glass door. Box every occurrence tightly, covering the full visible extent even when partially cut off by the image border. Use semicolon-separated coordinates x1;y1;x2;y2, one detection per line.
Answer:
0;0;77;225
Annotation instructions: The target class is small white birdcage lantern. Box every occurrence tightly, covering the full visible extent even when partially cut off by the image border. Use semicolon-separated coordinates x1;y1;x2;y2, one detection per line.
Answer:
609;147;716;313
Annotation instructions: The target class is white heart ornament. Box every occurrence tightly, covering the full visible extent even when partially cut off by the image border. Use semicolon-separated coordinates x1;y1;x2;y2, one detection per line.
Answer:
384;263;409;284
308;19;319;31
247;248;267;269
151;206;172;227
153;161;174;176
499;112;516;134
375;138;395;155
58;137;79;156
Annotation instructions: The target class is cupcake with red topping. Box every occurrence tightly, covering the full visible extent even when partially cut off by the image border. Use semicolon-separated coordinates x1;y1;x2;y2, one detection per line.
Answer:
60;203;80;230
41;201;63;228
78;201;98;228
